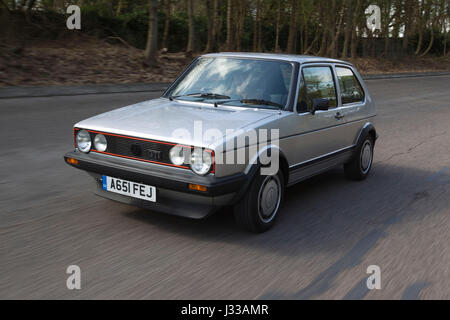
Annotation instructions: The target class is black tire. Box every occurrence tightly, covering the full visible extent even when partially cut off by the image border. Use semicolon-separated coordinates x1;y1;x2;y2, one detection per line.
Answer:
233;169;285;233
344;135;374;181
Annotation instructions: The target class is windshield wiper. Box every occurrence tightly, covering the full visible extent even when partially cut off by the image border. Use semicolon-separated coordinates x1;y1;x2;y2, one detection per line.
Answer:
240;99;284;109
170;92;231;101
213;98;284;110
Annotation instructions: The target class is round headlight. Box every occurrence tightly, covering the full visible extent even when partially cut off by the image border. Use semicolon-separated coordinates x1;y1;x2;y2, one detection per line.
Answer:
94;134;107;152
76;129;91;153
190;149;212;176
169;146;186;166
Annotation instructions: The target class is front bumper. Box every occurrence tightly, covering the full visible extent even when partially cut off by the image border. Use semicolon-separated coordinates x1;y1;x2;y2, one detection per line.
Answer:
64;151;249;219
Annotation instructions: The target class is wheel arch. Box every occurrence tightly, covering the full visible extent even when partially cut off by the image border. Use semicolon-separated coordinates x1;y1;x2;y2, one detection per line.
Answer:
355;122;378;149
244;144;289;183
231;145;289;205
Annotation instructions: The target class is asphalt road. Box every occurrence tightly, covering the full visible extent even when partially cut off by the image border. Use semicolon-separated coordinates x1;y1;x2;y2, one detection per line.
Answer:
1;75;449;299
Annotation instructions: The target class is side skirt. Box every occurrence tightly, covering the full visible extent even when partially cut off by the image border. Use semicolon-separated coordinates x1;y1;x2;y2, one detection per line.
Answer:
287;146;356;187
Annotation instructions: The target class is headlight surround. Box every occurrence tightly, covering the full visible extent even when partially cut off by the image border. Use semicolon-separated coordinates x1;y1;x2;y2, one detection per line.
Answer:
169;146;186;166
94;134;107;152
190;149;213;176
76;129;91;153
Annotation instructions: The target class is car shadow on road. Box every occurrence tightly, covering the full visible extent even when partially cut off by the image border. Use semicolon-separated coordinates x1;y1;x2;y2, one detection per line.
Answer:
122;163;450;257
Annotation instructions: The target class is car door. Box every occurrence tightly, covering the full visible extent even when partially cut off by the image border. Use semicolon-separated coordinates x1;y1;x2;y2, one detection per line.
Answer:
284;64;350;167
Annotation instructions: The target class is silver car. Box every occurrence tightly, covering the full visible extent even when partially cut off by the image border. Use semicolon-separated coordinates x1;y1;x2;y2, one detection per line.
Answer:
65;53;377;233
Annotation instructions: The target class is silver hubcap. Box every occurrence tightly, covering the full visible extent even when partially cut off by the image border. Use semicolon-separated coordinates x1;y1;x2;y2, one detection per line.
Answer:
360;140;373;174
258;175;281;223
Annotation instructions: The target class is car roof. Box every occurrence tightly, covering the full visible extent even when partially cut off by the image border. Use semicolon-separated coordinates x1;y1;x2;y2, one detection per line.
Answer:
202;52;354;66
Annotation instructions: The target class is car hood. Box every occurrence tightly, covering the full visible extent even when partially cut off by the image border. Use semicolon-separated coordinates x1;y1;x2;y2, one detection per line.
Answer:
75;98;277;148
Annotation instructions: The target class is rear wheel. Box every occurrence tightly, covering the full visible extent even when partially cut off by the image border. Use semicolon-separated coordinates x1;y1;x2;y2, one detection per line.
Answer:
233;169;284;233
344;135;374;180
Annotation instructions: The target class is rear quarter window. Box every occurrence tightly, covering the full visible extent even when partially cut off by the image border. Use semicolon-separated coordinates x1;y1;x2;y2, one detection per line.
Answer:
336;67;365;104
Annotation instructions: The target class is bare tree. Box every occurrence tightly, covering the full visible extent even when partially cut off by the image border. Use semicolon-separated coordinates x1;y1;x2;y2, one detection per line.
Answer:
350;0;361;58
287;0;296;53
212;0;219;51
144;0;158;67
205;0;214;52
327;0;345;58
235;0;246;51
116;0;127;16
420;0;436;56
415;0;426;55
341;0;354;58
402;0;415;52
227;0;233;51
186;0;195;53
162;0;171;50
274;0;281;52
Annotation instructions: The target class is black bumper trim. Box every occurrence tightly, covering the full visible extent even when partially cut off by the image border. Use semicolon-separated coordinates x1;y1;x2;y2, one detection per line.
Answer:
64;152;247;197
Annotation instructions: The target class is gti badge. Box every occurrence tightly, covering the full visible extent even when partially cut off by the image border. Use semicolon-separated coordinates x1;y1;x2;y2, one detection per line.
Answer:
146;149;162;161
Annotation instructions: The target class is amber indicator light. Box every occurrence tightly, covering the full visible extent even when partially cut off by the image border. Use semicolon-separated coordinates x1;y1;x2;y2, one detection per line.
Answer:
66;158;79;165
189;184;208;192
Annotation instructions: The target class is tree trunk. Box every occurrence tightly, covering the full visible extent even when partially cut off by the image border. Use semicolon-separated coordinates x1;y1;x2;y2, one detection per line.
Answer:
382;0;392;57
437;0;447;56
274;0;281;52
186;0;195;53
253;0;260;52
226;0;233;51
257;3;262;51
302;0;309;54
420;29;434;56
328;0;344;58
116;0;124;16
350;0;361;58
304;26;319;54
299;23;304;54
212;0;219;51
415;0;426;55
318;0;329;56
205;0;213;52
237;1;246;51
444;29;447;56
144;0;159;67
287;0;297;53
162;0;171;50
402;0;414;52
318;29;328;56
421;8;435;57
341;0;353;59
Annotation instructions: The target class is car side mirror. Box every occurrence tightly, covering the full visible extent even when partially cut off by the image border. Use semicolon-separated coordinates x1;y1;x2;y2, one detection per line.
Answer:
311;98;330;115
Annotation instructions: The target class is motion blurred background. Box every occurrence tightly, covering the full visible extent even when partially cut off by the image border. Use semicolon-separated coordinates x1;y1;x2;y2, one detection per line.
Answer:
0;0;449;87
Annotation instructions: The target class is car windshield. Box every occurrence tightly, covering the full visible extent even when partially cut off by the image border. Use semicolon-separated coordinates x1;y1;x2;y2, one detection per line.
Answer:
166;57;294;110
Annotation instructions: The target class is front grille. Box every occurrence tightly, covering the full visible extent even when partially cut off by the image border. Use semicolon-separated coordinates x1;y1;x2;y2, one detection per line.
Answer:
76;129;190;169
103;134;172;163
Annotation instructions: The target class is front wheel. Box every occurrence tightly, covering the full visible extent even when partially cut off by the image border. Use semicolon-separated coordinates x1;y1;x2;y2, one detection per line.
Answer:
344;135;374;180
233;169;285;233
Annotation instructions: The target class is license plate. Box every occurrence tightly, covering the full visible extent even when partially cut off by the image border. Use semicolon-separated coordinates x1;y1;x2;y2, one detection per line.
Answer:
102;176;156;203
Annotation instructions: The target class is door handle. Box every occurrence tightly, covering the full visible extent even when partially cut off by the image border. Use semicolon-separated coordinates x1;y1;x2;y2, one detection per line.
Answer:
335;112;345;120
